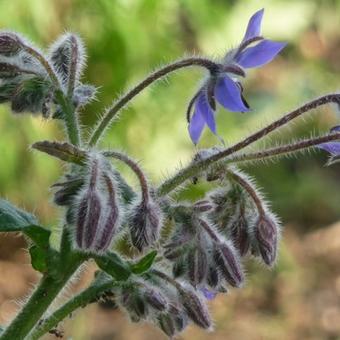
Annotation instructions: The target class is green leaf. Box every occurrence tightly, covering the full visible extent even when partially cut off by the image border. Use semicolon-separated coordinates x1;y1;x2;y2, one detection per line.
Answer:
29;245;48;273
130;250;157;274
0;199;50;248
95;252;131;281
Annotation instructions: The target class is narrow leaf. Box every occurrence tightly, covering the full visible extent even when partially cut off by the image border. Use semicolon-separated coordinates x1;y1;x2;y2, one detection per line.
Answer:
130;250;157;274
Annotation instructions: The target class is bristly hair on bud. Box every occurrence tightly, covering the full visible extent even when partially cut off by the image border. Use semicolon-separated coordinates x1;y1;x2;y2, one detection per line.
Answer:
177;285;212;329
48;32;86;89
0;31;23;56
250;212;280;266
129;198;163;252
72;154;121;253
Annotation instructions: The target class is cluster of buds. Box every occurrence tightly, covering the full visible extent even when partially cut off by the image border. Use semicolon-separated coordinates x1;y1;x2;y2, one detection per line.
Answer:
0;31;95;117
116;272;211;337
69;155;121;253
164;201;245;296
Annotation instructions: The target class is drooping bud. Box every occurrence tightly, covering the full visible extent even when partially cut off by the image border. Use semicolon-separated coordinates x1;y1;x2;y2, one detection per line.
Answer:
129;200;162;251
0;32;22;56
252;214;279;266
75;158;102;250
157;313;176;337
93;173;120;252
213;241;244;287
120;288;148;322
178;287;212;329
144;287;168;312
187;246;208;286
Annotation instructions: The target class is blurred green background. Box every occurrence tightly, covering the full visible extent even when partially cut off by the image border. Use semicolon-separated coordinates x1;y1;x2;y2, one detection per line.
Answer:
0;0;339;339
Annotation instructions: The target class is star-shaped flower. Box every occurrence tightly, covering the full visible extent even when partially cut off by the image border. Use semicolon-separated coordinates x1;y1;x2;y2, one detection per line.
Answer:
188;9;286;144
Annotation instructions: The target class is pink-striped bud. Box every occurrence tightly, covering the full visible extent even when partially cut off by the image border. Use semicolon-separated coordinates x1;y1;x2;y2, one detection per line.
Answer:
188;247;208;286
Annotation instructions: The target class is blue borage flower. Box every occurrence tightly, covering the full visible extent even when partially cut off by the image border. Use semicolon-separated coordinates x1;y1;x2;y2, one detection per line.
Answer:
188;9;286;144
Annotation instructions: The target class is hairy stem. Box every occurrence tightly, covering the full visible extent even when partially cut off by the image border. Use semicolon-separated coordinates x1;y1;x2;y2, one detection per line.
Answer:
55;91;81;146
229;133;340;163
0;260;80;340
157;94;340;195
227;170;265;216
30;277;115;340
103;151;150;203
88;57;220;146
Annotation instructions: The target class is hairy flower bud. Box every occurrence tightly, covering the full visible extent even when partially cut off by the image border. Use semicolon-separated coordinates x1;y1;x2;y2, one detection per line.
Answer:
213;241;244;287
75;158;102;250
157;313;176;337
193;199;213;212
168;305;189;332
120;289;148;322
206;266;219;288
0;63;22;78
52;177;84;206
178;287;211;329
0;32;22;56
252;214;279;266
129;200;162;251
144;288;168;312
188;246;208;286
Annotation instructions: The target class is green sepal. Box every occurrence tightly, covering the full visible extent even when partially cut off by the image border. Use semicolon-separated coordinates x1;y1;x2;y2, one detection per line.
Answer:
95;252;131;281
130;250;157;274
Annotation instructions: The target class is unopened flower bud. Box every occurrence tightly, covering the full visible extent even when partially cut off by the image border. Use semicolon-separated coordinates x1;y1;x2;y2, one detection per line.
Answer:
75;159;102;250
0;32;22;56
94;173;120;252
129;200;162;251
231;212;250;256
120;289;148;321
52;177;84;206
144;288;168;312
168;305;189;332
188;246;208;286
178;287;211;329
253;214;279;266
213;241;244;287
157;313;176;337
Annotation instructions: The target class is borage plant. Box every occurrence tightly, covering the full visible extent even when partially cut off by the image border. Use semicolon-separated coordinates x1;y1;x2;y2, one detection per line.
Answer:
0;8;339;339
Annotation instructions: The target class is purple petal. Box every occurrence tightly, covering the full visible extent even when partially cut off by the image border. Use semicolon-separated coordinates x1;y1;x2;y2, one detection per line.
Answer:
196;92;216;134
317;142;340;155
188;108;205;145
200;288;217;301
215;76;250;112
242;9;264;42
236;39;286;68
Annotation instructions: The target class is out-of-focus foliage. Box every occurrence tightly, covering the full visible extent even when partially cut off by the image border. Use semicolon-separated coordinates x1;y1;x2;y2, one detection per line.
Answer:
0;0;339;338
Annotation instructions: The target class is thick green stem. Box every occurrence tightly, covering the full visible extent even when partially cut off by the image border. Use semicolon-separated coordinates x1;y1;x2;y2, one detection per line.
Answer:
29;277;115;340
0;261;80;340
56;91;81;146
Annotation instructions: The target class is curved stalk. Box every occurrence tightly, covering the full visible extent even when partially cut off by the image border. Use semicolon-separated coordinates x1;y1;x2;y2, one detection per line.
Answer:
157;94;340;195
88;57;220;146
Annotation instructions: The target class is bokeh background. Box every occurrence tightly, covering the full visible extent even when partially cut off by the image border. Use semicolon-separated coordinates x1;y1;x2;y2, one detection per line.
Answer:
0;0;340;339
